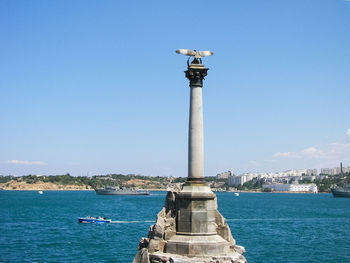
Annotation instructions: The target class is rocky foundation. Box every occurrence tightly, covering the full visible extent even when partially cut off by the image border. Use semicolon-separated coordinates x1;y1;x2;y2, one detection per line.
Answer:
133;187;246;263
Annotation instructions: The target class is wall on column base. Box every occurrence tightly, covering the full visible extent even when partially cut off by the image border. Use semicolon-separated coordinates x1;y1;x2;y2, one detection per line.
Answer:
150;251;246;263
132;186;247;263
165;234;230;256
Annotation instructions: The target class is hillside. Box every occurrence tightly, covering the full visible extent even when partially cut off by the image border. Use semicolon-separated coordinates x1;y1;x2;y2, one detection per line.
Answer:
0;174;172;190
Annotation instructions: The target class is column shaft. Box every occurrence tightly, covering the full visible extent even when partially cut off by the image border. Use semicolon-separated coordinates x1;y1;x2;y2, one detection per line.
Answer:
188;86;204;179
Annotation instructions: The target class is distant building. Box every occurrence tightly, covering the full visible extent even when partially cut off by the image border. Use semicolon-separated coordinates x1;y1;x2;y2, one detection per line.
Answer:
343;166;350;173
228;176;242;186
228;174;254;186
262;183;318;193
320;168;332;175
300;175;315;182
306;169;318;176
320;167;341;175
216;171;233;180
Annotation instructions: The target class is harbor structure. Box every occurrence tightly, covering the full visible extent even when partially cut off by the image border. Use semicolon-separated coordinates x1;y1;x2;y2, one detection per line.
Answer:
226;165;350;186
262;183;318;193
95;186;150;195
133;50;246;263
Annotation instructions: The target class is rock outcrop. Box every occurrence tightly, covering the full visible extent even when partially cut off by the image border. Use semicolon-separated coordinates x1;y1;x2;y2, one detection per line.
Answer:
133;188;246;263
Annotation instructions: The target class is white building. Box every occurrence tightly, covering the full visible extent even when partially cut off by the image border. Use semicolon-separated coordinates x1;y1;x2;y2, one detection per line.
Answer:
228;176;244;186
320;166;350;175
216;171;233;180
320;167;340;175
262;183;318;193
343;166;350;173
228;174;255;186
306;169;318;176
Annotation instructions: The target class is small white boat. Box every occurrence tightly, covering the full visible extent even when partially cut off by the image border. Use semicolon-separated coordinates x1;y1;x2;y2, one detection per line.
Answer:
78;216;111;223
38;191;43;194
234;192;239;196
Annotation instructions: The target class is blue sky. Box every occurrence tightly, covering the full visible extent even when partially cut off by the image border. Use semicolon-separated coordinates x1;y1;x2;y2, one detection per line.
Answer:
1;0;349;177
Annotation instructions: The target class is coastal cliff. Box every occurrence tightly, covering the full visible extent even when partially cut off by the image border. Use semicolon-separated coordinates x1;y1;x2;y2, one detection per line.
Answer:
0;180;93;190
0;174;171;190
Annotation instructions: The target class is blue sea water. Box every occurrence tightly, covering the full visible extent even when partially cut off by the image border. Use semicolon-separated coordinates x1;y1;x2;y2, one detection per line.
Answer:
0;191;349;263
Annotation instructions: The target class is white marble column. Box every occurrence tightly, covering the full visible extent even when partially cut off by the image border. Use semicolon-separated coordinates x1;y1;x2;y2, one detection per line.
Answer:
185;63;208;182
188;85;204;179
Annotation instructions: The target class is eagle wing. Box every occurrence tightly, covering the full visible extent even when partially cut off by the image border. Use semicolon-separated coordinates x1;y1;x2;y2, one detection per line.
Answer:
198;51;214;57
176;49;196;56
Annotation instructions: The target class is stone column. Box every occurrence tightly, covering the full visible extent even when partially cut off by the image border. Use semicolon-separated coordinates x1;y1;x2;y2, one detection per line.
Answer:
164;60;231;256
186;63;207;182
133;53;247;263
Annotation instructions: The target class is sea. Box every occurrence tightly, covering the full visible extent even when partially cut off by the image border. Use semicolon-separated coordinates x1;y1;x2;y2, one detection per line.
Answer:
0;191;349;263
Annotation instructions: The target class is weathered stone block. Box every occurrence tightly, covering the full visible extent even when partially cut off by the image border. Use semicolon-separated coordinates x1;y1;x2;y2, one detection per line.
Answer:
234;245;246;255
204;199;217;210
191;210;216;222
166;234;230;257
154;223;164;239
164;230;176;240
150;252;247;263
165;190;179;215
148;239;166;253
177;198;192;210
164;216;175;227
132;248;150;263
215;210;236;246
177;220;191;233
177;209;216;235
149;223;164;240
149;253;171;263
190;200;207;210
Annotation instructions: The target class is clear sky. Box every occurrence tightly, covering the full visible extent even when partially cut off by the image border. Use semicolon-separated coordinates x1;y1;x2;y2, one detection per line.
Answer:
1;0;349;177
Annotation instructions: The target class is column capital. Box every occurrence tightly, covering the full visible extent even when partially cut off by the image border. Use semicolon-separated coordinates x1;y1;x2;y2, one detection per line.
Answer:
185;64;208;88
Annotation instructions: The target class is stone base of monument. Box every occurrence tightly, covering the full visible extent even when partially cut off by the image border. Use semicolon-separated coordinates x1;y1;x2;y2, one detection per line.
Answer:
133;185;247;263
165;234;230;256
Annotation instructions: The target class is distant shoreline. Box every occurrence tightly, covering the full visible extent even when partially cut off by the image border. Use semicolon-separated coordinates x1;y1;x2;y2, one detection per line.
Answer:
0;188;329;193
0;189;94;191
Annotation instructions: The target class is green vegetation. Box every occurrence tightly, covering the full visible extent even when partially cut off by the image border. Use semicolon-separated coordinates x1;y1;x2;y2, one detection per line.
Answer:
1;172;349;192
314;172;350;192
236;179;264;191
0;173;172;189
0;176;13;184
172;177;186;183
298;178;312;184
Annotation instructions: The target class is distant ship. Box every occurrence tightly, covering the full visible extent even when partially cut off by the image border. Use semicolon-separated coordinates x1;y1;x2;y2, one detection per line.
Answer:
331;185;350;198
95;186;150;195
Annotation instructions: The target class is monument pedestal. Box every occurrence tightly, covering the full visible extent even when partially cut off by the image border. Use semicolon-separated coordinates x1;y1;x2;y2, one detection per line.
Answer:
166;235;230;256
133;185;246;263
166;184;230;256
